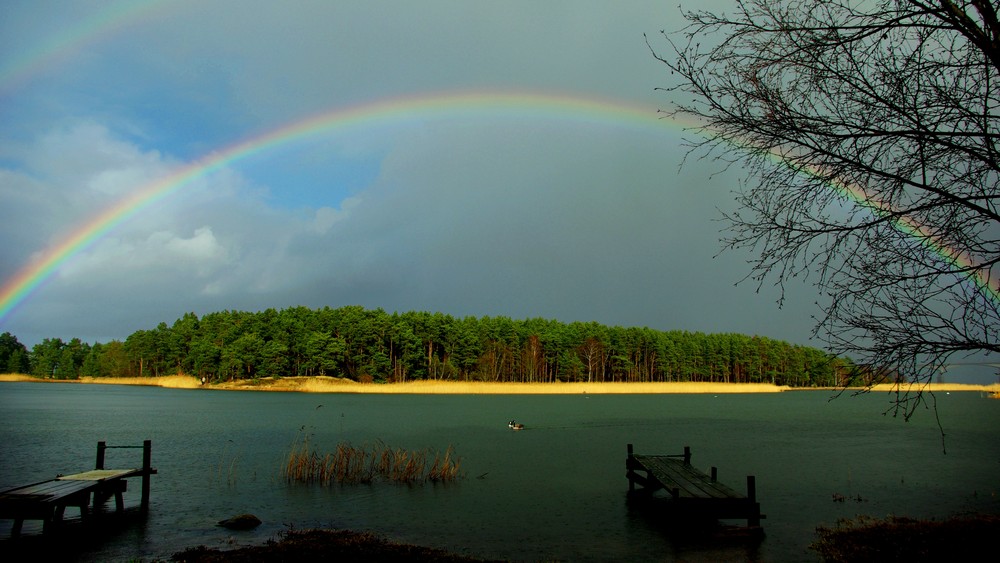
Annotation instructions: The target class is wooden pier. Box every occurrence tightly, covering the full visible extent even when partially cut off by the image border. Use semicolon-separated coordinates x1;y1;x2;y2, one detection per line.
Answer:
0;440;156;536
625;444;762;530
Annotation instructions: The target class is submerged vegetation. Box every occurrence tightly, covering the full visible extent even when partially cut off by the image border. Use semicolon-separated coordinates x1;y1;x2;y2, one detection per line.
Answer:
284;439;462;485
1;306;858;386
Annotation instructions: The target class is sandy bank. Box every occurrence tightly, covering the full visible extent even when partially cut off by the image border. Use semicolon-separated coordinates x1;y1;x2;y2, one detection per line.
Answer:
2;373;997;395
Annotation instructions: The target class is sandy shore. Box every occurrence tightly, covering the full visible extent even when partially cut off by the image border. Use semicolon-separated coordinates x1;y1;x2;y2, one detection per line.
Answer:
1;373;997;395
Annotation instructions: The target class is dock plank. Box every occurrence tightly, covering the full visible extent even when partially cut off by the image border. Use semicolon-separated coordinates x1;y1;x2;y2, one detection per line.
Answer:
632;455;744;500
626;444;763;530
0;479;94;500
0;440;155;537
59;469;140;481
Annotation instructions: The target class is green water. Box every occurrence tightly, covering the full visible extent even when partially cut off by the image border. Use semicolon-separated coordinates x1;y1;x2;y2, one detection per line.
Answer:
0;383;997;561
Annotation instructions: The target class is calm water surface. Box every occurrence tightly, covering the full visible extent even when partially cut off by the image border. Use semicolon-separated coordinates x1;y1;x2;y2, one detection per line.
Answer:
0;382;998;561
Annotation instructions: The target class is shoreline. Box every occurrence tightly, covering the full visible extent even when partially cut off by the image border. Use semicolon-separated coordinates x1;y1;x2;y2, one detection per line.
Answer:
170;513;1000;563
1;373;997;395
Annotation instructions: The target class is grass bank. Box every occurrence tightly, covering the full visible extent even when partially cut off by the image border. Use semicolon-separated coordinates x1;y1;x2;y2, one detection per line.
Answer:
249;378;796;394
2;373;998;395
0;373;200;388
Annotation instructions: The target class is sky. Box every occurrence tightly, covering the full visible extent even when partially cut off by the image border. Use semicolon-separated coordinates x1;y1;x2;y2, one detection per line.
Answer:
0;0;994;383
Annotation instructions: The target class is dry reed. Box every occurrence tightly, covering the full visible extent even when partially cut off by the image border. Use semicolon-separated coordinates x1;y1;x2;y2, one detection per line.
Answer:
8;374;999;395
283;439;462;485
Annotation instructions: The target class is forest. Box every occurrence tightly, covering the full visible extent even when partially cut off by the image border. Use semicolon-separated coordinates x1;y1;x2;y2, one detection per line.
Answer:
0;306;861;386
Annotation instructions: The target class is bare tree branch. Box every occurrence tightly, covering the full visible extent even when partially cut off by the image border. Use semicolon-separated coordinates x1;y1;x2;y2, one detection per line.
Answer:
650;0;1000;413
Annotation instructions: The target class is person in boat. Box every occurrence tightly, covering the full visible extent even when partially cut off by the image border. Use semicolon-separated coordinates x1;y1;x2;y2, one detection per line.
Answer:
508;420;524;430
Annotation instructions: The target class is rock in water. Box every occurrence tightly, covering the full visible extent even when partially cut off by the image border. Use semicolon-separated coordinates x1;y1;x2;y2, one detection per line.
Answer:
218;514;262;530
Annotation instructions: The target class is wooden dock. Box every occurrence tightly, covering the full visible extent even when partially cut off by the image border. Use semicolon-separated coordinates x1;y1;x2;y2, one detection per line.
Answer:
0;440;156;536
625;444;762;529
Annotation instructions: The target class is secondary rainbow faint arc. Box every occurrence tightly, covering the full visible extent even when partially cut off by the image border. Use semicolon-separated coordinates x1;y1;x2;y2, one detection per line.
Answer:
0;91;670;323
0;0;171;93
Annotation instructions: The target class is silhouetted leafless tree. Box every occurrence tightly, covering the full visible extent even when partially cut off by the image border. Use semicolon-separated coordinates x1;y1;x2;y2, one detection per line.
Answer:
650;0;1000;418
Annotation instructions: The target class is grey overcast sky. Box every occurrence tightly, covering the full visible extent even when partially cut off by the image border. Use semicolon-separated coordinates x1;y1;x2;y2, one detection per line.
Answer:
1;1;991;382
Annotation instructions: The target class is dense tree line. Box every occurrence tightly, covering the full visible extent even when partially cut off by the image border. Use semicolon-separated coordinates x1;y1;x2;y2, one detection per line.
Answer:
2;307;858;386
0;332;31;374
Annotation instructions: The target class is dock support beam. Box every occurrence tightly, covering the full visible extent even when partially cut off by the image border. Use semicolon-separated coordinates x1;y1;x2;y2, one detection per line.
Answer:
96;441;106;470
141;440;151;512
747;475;760;528
627;444;634;492
94;439;153;512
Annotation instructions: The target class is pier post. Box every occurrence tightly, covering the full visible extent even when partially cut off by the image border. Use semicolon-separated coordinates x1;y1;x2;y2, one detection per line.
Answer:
626;444;635;492
96;441;106;470
683;446;691;465
141;440;152;512
747;475;760;527
710;467;717;482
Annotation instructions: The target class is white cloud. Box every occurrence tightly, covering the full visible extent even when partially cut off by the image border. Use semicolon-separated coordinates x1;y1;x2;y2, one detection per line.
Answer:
26;122;167;189
311;196;361;234
160;226;227;264
59;227;228;282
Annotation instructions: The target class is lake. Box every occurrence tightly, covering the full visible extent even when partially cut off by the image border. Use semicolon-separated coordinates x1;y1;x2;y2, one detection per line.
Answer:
0;382;998;561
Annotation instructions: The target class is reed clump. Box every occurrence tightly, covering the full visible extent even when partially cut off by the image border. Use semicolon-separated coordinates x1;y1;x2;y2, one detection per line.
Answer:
284;439;462;485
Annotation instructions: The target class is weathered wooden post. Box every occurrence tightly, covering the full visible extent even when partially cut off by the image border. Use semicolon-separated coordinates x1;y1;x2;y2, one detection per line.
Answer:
141;440;152;512
747;475;760;527
683;446;691;465
710;466;717;483
626;444;635;492
96;441;106;470
93;441;108;510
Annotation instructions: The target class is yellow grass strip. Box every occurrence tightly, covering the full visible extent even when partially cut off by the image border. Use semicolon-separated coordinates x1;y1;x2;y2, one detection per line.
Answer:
5;373;998;395
81;375;202;388
865;382;1000;393
258;378;796;394
0;373;37;382
0;373;201;388
250;378;1000;395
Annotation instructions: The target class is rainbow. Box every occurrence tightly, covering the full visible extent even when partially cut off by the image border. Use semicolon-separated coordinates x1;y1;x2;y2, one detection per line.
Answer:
0;0;172;93
0;91;671;323
1;90;997;325
4;3;993;327
763;147;1000;302
827;177;998;299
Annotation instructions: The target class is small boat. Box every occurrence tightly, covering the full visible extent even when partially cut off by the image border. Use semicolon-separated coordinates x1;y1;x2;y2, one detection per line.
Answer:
508;420;524;431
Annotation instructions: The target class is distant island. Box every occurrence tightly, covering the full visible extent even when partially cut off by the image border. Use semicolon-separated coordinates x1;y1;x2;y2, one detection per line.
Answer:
0;306;927;388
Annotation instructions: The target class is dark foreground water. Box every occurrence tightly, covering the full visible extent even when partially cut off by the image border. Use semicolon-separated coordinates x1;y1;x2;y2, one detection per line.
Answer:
0;382;997;562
